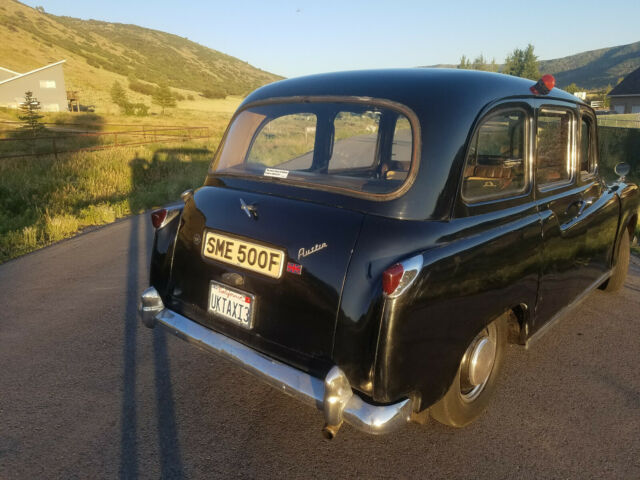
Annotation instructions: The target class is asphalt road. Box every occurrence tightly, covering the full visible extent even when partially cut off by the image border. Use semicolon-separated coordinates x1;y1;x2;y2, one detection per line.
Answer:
1;215;639;479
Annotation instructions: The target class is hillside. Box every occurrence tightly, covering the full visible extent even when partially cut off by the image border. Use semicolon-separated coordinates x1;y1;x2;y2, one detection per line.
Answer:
424;41;640;90
0;0;281;109
540;41;640;89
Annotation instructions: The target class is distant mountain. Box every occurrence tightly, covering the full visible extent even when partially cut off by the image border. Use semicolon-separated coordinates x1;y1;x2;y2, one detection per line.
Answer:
540;41;640;89
422;41;640;90
0;0;282;104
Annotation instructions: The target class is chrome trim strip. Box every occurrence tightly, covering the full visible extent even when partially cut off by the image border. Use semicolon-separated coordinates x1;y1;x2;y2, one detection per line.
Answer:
525;270;611;348
138;288;411;435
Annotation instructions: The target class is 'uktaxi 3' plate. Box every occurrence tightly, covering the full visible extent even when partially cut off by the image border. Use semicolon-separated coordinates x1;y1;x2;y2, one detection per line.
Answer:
202;230;285;278
208;281;254;328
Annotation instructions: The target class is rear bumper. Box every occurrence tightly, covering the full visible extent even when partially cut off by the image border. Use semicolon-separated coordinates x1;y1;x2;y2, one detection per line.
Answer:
138;287;412;437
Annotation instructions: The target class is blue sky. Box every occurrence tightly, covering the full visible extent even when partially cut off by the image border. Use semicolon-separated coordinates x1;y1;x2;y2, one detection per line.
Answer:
23;0;640;78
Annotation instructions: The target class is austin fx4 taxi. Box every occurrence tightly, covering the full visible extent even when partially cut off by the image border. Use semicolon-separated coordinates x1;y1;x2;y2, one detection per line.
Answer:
139;69;638;438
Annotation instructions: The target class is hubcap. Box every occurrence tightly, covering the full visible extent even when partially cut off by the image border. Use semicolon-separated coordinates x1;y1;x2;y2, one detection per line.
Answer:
459;323;498;402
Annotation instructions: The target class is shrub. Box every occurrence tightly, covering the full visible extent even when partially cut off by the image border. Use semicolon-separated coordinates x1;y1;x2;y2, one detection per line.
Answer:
128;78;157;96
201;87;227;99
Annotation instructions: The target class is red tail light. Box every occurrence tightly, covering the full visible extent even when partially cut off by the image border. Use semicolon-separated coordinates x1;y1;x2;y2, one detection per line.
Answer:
150;208;167;229
383;264;404;295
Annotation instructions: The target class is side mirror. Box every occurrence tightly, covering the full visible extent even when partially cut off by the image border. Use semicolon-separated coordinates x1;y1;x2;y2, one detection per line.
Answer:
614;162;631;179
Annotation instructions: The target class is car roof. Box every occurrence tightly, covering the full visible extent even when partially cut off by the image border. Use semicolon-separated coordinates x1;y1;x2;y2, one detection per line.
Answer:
234;69;585;221
242;68;583;111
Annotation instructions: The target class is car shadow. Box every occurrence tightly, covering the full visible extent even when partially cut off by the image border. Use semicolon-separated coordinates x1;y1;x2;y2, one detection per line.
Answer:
119;147;211;479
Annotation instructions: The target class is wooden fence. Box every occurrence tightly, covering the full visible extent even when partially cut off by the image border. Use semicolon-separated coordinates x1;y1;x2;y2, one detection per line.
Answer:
596;116;640;129
0;123;209;159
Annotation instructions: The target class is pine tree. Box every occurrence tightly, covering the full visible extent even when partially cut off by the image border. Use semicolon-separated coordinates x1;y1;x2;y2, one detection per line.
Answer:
565;83;580;94
458;55;472;70
152;84;177;114
18;91;45;137
472;54;487;71
503;44;540;80
110;81;128;107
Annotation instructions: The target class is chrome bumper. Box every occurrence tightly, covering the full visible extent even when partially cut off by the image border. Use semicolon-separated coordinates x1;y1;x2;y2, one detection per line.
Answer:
138;287;412;437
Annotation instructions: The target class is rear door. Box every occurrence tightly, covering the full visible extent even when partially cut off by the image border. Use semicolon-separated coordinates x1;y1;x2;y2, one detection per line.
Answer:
577;108;619;277
533;102;614;332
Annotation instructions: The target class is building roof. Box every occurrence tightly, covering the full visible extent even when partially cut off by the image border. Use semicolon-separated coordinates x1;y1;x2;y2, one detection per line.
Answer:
0;60;66;86
0;66;20;76
609;66;640;96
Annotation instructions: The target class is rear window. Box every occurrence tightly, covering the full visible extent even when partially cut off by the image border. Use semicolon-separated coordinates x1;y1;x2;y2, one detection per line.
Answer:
211;101;416;197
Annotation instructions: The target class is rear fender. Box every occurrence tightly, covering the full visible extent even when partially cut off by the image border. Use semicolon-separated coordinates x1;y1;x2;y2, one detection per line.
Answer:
150;204;184;297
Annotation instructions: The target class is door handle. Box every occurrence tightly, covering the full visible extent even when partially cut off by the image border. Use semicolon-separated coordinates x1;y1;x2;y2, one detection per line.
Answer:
564;199;593;217
578;198;594;216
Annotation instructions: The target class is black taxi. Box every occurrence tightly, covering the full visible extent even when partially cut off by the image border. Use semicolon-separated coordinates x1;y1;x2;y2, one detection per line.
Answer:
139;69;638;438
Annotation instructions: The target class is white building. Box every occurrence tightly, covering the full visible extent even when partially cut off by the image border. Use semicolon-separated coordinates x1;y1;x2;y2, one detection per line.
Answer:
0;60;67;112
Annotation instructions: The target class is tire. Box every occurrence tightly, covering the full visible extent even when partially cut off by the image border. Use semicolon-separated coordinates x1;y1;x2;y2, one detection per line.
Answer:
602;232;630;293
430;314;508;428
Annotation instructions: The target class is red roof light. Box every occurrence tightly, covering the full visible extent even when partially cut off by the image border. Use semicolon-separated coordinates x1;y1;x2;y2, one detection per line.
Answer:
530;74;555;95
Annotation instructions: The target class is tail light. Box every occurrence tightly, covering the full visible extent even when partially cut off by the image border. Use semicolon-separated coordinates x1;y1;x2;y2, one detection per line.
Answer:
382;255;424;298
151;208;168;229
382;264;404;295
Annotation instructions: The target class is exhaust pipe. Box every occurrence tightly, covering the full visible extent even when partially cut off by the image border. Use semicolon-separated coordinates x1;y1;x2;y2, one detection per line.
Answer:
321;423;341;440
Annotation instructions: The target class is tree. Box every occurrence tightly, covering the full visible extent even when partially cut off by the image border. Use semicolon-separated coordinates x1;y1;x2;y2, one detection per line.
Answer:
472;54;487;71
565;83;580;94
458;55;472;70
503;44;540;80
603;85;613;108
458;54;498;72
110;80;148;116
152;84;176;114
18;91;45;137
110;81;128;106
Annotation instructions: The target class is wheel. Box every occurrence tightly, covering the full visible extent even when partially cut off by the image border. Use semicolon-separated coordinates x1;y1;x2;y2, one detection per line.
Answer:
430;314;508;428
601;232;630;293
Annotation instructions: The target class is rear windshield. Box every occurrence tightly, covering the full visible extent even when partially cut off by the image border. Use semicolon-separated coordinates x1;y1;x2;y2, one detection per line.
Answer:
210;101;416;196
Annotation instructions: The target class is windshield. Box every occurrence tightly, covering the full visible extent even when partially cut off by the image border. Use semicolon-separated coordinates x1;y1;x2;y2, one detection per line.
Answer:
210;100;416;197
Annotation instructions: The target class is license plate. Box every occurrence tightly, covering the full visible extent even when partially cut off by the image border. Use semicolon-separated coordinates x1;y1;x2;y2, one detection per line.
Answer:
208;281;255;328
202;231;284;279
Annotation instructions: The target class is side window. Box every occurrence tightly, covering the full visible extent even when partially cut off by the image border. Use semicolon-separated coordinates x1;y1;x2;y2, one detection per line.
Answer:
579;114;596;176
462;109;528;202
536;109;574;187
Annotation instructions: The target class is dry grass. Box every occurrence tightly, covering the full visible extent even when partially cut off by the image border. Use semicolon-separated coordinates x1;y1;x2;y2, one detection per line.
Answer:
0;137;220;263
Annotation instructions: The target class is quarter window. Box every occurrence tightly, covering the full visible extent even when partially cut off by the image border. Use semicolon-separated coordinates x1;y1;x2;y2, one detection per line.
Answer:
579;115;595;175
536;109;573;186
462;110;528;202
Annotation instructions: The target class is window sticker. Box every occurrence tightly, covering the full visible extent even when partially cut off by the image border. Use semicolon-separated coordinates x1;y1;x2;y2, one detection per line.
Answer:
264;168;289;179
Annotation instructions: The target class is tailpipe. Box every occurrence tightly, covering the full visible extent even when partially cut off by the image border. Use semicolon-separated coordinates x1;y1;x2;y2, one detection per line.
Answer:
321;423;341;440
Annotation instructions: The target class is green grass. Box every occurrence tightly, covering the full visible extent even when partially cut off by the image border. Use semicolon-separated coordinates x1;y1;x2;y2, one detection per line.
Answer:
0;137;219;263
